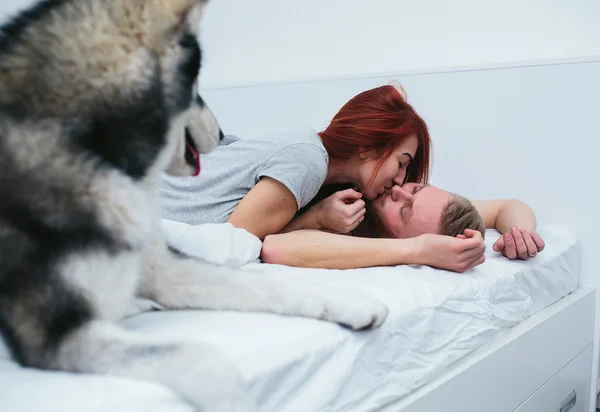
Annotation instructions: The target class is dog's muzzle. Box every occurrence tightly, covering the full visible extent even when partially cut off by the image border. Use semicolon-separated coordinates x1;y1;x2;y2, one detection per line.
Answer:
184;128;201;176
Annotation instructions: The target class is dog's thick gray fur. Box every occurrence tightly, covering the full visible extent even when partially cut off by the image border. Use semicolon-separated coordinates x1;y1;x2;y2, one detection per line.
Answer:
0;0;388;410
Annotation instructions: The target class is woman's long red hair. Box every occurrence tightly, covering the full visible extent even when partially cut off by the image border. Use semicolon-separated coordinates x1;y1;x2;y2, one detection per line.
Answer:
318;84;431;186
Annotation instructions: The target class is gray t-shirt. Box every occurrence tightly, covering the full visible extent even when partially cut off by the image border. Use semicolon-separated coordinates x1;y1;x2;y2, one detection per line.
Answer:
159;129;329;224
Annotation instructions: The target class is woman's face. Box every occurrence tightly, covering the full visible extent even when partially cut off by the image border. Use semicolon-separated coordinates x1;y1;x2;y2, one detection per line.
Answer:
356;135;419;200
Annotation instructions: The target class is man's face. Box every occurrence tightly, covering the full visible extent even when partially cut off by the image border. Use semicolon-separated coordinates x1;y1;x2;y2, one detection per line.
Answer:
370;183;452;238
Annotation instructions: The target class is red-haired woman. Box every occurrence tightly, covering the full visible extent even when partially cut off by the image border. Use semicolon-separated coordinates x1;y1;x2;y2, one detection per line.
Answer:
161;84;426;236
160;85;542;272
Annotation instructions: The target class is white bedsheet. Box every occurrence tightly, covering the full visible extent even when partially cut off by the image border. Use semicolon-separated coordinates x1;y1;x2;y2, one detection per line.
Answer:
0;224;579;412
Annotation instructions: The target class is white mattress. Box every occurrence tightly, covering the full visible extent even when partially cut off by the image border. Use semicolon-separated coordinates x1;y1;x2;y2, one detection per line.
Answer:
0;225;580;412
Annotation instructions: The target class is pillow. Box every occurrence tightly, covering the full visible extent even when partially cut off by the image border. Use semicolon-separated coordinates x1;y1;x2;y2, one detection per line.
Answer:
160;220;262;267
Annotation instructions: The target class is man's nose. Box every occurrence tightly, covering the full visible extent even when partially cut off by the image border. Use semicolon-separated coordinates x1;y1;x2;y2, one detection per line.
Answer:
391;185;412;202
393;174;405;187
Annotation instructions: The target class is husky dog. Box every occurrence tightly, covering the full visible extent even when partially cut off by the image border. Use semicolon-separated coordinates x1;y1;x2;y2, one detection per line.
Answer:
0;0;388;410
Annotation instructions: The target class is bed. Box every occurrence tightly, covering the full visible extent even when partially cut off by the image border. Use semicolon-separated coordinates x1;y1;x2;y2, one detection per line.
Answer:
0;223;593;412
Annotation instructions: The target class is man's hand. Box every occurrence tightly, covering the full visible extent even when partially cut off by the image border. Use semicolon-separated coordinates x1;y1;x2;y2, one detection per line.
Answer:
493;227;545;260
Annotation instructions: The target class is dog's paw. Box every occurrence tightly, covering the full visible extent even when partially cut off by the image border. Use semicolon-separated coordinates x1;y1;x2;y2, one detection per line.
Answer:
242;273;391;330
320;293;389;330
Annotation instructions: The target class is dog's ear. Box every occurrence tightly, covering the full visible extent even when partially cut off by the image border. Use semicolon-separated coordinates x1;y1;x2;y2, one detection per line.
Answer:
145;0;209;51
185;0;210;36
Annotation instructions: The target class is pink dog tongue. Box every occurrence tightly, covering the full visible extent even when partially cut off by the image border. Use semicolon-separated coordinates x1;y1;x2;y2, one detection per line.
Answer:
193;154;201;176
186;140;201;176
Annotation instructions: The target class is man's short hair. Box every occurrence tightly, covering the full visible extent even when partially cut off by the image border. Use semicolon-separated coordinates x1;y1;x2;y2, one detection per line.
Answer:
440;194;486;238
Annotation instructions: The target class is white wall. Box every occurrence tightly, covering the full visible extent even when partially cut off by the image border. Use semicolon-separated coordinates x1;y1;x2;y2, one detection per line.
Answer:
0;0;37;24
199;0;600;89
5;0;599;88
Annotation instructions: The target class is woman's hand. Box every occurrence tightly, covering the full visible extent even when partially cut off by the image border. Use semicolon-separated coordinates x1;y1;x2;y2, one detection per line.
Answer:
415;229;486;273
492;227;545;260
311;188;366;234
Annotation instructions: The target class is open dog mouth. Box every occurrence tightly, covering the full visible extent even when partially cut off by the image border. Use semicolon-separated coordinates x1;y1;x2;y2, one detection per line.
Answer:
184;128;201;176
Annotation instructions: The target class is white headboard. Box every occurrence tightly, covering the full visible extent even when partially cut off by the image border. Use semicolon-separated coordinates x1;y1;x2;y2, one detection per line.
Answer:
201;60;600;293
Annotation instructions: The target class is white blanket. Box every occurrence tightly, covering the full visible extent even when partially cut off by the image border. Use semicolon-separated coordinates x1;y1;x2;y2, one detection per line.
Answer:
0;223;580;412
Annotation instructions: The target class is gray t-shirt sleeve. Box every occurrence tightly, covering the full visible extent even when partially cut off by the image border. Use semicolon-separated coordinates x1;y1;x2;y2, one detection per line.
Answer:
258;143;328;210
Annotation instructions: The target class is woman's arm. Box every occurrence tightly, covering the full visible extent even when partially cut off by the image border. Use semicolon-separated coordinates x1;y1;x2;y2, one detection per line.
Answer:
262;229;486;272
472;199;544;259
226;177;298;240
279;207;322;233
